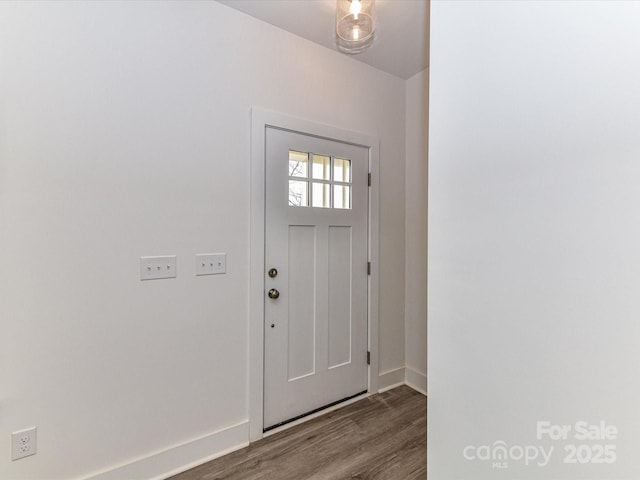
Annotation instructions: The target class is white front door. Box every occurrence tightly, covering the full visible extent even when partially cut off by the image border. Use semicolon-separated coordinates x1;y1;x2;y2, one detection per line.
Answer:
264;126;369;430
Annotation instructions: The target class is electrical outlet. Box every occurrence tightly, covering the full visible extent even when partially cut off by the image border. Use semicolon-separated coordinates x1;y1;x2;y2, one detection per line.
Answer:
195;253;226;276
11;427;37;461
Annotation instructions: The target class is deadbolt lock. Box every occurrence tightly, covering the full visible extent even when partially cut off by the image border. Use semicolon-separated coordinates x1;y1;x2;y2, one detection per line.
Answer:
268;268;278;278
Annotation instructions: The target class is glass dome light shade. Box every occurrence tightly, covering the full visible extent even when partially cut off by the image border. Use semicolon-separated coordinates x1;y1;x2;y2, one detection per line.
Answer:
336;0;376;54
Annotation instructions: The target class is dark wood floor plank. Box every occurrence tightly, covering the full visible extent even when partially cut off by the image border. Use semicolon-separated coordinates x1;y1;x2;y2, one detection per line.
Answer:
168;385;426;480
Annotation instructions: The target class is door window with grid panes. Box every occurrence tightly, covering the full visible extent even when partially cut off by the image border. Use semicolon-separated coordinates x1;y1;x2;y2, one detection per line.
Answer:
288;150;351;209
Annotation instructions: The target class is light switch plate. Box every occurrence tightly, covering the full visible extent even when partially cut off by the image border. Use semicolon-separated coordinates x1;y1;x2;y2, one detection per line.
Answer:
140;255;177;280
196;253;226;276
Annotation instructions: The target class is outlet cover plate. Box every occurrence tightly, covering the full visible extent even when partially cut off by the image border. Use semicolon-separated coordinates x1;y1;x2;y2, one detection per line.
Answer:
196;253;226;276
140;255;177;280
12;427;37;461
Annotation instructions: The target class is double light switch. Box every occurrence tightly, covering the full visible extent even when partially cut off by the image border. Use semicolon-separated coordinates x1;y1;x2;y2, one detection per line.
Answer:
140;254;226;280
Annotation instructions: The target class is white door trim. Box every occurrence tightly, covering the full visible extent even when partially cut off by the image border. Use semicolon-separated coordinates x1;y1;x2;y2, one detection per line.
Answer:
249;108;380;442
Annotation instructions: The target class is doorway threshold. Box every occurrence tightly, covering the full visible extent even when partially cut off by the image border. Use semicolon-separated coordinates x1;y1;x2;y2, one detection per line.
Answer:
263;390;368;434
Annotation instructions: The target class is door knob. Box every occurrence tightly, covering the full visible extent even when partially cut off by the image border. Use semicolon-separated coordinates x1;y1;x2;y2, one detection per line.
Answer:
268;288;280;299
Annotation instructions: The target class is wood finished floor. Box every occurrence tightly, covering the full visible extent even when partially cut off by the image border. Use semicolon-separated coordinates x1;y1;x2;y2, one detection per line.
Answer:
168;385;426;480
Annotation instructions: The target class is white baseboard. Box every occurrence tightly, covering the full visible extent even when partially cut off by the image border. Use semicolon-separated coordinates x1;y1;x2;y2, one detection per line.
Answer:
84;369;424;480
378;366;427;397
405;367;427;396
378;367;406;392
84;421;249;480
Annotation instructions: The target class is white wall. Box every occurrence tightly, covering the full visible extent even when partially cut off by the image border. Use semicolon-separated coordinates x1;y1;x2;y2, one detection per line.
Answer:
405;68;428;394
429;1;640;479
0;2;406;478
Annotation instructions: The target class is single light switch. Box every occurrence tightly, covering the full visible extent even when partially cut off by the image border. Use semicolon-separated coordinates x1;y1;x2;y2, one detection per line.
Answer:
196;253;226;276
140;255;177;280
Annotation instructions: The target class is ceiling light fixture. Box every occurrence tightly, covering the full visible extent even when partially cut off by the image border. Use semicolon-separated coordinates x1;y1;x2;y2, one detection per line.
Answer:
336;0;376;54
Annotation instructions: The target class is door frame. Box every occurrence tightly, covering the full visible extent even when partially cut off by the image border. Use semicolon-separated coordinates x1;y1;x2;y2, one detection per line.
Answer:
249;108;380;441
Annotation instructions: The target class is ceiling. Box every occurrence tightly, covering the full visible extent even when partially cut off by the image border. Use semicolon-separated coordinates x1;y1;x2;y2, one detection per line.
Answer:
216;0;428;79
